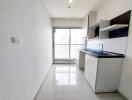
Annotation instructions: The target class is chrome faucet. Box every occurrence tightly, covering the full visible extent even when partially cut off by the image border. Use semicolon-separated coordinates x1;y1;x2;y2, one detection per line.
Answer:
99;43;103;52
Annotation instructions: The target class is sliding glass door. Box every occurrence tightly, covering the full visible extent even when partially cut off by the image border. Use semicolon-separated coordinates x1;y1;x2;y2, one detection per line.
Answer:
54;29;70;59
53;28;86;63
70;29;85;59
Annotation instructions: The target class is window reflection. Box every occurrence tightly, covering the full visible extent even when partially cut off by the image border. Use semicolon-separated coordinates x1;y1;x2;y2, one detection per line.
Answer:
55;67;77;86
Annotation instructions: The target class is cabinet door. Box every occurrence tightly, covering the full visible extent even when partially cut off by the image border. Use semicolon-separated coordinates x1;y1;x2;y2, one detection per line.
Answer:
95;58;124;92
89;12;97;27
79;51;85;69
85;55;98;90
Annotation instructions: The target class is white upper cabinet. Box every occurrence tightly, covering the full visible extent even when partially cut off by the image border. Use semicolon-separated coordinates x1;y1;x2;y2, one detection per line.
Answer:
89;12;97;28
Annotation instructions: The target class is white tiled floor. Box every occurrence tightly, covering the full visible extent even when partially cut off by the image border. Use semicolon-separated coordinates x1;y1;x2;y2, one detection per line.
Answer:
35;64;124;100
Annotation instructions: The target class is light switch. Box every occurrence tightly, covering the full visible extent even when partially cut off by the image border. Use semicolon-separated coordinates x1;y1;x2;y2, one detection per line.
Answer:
11;37;22;44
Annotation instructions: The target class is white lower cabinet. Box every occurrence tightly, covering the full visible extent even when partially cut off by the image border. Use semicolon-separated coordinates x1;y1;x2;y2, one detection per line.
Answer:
84;54;124;93
85;55;98;90
79;51;85;69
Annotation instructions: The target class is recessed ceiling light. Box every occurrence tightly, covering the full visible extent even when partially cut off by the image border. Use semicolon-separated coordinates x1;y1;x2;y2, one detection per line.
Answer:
68;0;74;8
69;0;74;4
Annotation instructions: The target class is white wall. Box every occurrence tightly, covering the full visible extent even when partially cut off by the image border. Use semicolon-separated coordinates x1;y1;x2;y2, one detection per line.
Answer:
0;0;52;100
87;37;127;54
96;0;132;99
97;0;132;22
83;15;88;36
52;18;83;28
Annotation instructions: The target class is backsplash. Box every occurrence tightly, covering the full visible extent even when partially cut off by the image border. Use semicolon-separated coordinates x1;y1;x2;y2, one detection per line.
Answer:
87;37;127;54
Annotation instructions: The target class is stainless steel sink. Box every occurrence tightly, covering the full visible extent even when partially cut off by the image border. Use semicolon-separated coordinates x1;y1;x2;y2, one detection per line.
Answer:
86;49;120;56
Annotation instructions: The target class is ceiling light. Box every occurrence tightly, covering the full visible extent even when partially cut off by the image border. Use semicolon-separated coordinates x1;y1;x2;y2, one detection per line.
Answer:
68;0;74;8
69;0;74;4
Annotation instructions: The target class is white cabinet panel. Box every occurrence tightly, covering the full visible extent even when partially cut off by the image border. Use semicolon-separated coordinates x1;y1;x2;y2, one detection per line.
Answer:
84;54;124;93
85;55;98;90
79;51;85;69
95;58;124;92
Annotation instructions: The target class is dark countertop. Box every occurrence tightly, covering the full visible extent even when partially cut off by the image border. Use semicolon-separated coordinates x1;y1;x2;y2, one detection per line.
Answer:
80;49;125;58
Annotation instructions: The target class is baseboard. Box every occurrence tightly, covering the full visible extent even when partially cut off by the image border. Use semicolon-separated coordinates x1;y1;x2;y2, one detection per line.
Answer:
118;91;128;100
33;64;53;100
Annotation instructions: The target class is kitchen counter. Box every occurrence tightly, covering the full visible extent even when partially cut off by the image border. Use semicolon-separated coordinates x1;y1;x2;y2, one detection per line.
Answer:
80;49;125;58
83;49;125;93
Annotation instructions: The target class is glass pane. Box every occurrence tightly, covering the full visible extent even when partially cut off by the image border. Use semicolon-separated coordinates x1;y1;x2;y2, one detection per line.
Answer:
70;45;82;59
54;28;86;61
71;29;86;44
55;45;69;59
54;29;69;44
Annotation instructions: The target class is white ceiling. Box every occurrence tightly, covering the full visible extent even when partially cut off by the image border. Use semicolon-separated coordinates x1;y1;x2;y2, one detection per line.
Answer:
43;0;106;18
